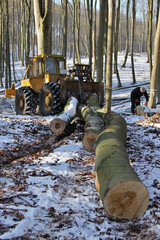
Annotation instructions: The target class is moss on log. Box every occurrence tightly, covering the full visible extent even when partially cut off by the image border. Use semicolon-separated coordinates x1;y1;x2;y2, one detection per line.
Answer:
78;104;104;152
50;96;78;134
86;93;102;111
95;112;149;220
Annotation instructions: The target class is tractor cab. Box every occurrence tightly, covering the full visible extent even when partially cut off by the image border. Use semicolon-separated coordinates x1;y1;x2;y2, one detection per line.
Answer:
21;54;67;92
5;54;67;98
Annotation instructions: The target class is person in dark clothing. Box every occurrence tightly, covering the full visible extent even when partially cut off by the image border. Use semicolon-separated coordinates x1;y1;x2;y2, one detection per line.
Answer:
131;87;149;114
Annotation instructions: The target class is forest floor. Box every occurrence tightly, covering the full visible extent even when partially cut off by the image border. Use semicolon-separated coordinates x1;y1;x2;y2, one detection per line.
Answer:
0;53;160;239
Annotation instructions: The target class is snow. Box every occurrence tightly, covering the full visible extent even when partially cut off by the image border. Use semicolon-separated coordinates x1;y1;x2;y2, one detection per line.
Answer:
0;52;160;239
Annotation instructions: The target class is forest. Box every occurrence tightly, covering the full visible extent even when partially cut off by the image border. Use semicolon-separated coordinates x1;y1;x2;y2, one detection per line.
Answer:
0;0;160;111
0;1;160;239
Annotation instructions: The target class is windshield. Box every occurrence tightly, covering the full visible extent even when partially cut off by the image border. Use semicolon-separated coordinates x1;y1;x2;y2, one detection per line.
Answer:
29;58;44;77
46;57;59;74
45;57;66;74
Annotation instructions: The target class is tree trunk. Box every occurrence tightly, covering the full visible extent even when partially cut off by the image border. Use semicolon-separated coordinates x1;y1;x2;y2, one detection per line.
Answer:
78;104;103;152
149;0;160;108
62;0;67;59
114;0;122;87
87;0;93;70
96;0;106;83
95;112;149;220
32;14;35;56
0;0;3;87
34;0;52;55
121;0;130;68
4;0;11;89
147;0;153;76
104;0;108;78
72;0;76;65
17;1;21;61
50;97;78;134
92;0;97;80
105;0;115;113
131;0;136;84
21;0;25;66
12;0;16;83
25;0;31;67
75;0;81;63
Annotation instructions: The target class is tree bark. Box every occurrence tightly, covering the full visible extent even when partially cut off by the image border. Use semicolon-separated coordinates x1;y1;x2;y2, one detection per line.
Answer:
113;0;122;87
95;112;149;220
87;0;93;70
75;0;81;63
25;0;31;67
4;0;11;88
34;0;52;55
12;0;16;83
104;0;108;78
62;0;67;59
131;0;136;84
50;97;78;134
121;0;130;68
149;0;160;108
147;0;153;76
96;0;106;83
0;0;3;87
92;0;97;80
21;0;25;66
105;0;115;113
78;104;103;152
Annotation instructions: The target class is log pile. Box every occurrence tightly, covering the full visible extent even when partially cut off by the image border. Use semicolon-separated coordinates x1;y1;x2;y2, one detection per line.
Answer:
49;93;149;220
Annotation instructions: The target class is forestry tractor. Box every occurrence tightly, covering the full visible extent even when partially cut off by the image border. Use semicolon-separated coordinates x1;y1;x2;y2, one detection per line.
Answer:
5;54;104;116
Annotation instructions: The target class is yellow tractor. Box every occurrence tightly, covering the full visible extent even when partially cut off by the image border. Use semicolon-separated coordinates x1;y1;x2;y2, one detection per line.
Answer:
5;54;104;116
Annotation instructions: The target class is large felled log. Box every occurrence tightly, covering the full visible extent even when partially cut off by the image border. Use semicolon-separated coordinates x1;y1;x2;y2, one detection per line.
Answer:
95;112;149;220
50;96;78;134
78;104;103;152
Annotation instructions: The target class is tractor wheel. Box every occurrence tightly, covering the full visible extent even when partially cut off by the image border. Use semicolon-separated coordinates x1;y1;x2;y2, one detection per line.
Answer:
15;87;37;115
39;82;61;116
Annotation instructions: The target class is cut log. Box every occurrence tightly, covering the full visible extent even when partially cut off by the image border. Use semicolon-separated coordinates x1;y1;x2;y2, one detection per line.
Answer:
86;93;102;111
94;112;149;220
50;96;78;134
78;104;104;152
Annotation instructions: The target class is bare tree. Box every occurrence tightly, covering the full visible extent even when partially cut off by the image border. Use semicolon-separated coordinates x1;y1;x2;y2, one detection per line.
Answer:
147;0;153;75
75;0;81;63
96;0;106;83
17;0;21;61
104;0;108;77
72;0;76;65
4;0;11;88
25;0;31;67
87;0;93;70
32;13;35;56
121;0;130;68
34;0;52;55
114;0;121;87
0;0;3;87
131;0;136;84
105;0;115;113
61;0;67;59
149;0;160;108
92;0;97;79
21;0;25;66
12;0;16;82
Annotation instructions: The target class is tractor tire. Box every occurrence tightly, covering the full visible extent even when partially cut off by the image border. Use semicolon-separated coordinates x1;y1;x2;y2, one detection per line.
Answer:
15;87;37;115
39;82;61;116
